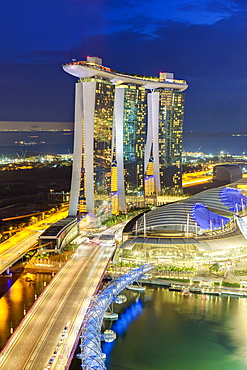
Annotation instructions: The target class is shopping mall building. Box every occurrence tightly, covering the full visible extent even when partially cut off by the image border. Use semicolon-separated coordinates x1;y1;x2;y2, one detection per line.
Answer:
121;183;247;263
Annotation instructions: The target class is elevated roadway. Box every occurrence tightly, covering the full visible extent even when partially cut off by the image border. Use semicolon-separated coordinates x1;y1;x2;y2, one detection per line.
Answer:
0;210;68;274
0;231;41;274
0;242;116;370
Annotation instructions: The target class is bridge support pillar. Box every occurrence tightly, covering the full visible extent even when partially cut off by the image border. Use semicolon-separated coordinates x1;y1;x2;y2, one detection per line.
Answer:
1;267;12;277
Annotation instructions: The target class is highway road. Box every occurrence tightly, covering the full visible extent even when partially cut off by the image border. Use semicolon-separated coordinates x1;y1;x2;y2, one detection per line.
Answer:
0;232;41;274
0;210;68;275
0;242;116;370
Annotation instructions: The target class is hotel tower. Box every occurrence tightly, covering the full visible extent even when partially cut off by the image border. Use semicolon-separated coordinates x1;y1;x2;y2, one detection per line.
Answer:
63;57;188;218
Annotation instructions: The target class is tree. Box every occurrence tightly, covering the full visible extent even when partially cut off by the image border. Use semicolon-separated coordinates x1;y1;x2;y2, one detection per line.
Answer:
209;263;220;274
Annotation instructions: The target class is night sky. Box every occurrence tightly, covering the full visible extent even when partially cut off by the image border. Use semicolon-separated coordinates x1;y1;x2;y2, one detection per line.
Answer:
1;0;247;133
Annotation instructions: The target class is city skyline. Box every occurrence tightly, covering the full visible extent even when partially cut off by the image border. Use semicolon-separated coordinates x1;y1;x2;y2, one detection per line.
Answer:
64;57;187;216
0;1;247;134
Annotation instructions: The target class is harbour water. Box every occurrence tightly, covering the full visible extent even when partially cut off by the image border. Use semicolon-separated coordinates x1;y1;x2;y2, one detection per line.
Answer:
0;271;53;350
96;287;247;370
0;131;246;157
183;134;247;155
1;273;247;369
0;131;73;156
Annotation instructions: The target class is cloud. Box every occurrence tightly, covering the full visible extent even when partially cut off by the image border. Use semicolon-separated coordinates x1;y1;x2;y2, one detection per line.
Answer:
71;10;247;132
177;0;237;14
1;0;247;132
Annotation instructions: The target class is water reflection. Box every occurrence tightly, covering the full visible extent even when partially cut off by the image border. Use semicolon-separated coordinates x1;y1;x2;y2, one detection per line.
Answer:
0;298;9;336
0;272;52;349
102;298;143;357
102;287;247;370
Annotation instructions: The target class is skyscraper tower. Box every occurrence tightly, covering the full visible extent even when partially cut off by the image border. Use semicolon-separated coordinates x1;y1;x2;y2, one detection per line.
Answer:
63;57;187;218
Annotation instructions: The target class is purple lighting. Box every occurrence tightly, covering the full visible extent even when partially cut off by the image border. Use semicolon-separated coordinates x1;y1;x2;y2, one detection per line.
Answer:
191;203;230;230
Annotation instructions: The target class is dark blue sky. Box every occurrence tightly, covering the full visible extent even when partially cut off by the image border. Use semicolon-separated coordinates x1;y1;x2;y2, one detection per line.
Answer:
1;0;247;132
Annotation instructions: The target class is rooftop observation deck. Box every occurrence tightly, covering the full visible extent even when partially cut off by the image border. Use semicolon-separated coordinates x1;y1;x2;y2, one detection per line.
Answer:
63;61;188;91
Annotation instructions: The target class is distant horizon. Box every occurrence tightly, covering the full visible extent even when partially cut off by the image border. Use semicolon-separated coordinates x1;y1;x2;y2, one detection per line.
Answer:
0;122;247;136
184;131;247;136
0;121;73;131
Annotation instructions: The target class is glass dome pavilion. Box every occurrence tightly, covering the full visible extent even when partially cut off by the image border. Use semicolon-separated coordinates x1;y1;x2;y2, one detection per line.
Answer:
121;187;247;263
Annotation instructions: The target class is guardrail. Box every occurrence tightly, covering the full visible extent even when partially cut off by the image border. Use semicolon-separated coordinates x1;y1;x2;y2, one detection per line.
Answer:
79;264;153;369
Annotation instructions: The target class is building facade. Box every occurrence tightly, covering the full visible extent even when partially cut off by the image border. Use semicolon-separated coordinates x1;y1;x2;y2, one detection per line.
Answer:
63;57;187;217
121;186;247;264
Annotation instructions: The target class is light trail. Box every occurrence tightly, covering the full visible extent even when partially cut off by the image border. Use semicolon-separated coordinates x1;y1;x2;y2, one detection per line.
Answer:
0;243;116;370
0;209;69;274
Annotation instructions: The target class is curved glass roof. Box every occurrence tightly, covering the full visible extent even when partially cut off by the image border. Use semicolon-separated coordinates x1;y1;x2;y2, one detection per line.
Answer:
191;203;229;230
133;187;246;233
219;187;247;212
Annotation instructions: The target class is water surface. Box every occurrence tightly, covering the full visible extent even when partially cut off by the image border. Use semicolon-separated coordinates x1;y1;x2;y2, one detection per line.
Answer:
100;287;247;370
0;271;53;349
